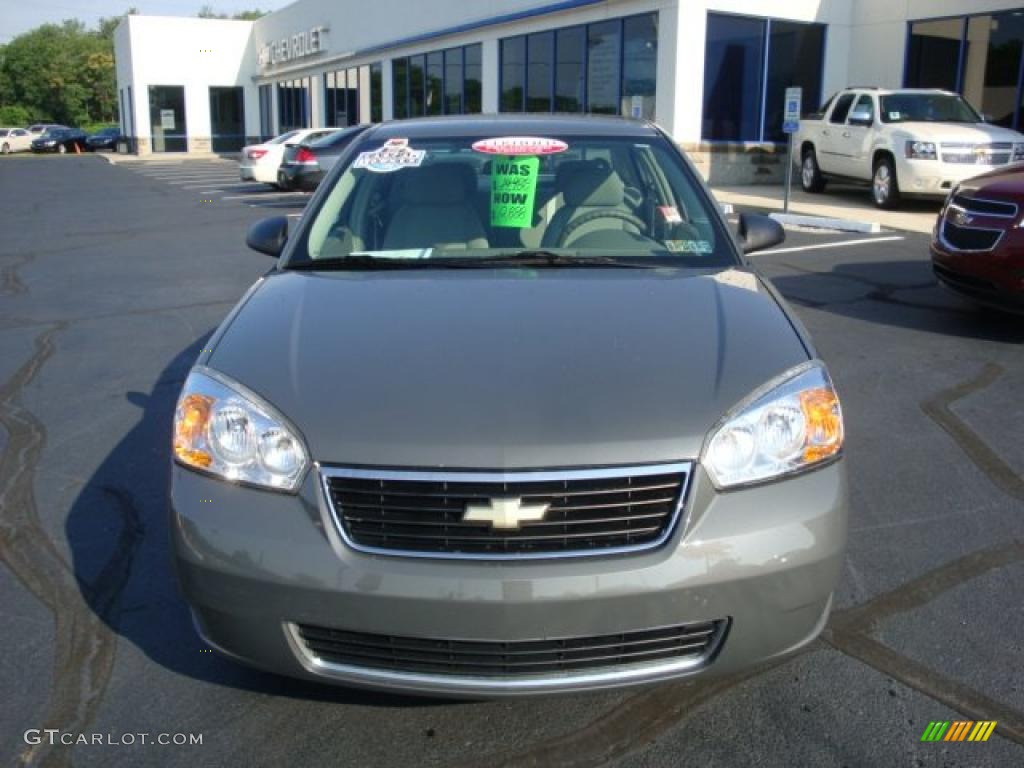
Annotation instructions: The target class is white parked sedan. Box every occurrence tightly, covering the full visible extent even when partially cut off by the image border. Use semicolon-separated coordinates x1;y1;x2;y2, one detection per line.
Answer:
239;129;339;186
0;127;33;154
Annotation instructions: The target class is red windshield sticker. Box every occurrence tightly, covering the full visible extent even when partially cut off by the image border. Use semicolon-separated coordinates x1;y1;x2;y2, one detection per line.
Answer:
471;137;569;156
658;206;682;224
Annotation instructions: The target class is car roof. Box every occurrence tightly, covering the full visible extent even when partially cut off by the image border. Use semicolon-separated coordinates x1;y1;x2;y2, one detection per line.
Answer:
365;113;660;140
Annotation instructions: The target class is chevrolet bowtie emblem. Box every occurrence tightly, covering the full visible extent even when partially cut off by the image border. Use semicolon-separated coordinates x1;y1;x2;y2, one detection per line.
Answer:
463;497;550;529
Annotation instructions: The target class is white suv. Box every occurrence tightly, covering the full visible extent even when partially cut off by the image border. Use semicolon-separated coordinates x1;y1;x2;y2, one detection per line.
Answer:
794;88;1024;209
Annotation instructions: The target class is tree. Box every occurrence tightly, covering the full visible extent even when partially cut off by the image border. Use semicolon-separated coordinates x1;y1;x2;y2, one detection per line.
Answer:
0;10;136;127
197;6;266;20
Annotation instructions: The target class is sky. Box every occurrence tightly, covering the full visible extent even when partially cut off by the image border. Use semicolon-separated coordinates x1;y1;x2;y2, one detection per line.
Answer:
1;0;293;41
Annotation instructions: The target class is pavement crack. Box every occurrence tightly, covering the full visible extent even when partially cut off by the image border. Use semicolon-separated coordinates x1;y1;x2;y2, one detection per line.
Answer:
824;540;1024;746
921;363;1024;501
0;326;144;768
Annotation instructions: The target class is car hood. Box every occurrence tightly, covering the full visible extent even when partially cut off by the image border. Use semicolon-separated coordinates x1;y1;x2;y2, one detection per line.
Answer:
892;122;1023;144
956;164;1024;196
206;267;809;468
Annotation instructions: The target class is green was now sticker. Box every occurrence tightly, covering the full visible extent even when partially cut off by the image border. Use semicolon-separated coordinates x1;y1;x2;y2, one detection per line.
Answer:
490;155;539;228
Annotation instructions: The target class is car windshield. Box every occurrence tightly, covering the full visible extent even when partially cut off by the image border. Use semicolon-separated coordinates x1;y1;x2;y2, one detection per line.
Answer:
290;133;732;269
879;93;982;124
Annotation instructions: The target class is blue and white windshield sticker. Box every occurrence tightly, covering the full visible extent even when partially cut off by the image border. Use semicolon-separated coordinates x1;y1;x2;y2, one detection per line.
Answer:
353;138;425;173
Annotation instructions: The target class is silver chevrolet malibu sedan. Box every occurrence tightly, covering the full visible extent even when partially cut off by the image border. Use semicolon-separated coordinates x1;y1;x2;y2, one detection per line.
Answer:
171;115;847;697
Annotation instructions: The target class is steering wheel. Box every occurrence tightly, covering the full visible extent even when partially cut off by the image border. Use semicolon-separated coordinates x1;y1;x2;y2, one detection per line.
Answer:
555;209;648;248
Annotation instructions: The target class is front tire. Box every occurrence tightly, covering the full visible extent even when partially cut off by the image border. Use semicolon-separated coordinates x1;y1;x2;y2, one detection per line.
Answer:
1;142;9;155
872;156;901;209
800;149;826;193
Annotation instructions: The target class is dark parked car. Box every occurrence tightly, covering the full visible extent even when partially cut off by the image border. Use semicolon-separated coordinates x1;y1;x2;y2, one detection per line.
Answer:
931;169;1024;314
86;127;123;151
31;128;88;154
277;125;368;191
171;115;848;697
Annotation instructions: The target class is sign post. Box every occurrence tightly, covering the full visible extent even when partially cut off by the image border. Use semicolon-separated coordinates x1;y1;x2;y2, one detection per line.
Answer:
782;87;802;214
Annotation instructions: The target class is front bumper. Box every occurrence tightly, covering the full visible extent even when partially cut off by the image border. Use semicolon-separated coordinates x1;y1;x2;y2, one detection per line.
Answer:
931;231;1024;314
171;459;848;696
897;157;1009;198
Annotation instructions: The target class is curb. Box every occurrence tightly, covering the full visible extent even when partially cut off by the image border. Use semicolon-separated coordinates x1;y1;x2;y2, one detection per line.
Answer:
768;212;881;234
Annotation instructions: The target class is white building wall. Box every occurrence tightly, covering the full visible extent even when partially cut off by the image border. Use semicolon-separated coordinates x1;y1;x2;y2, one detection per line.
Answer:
115;15;257;152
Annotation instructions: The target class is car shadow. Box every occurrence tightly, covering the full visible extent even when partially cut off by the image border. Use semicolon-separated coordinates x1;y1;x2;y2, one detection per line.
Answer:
767;258;1024;344
65;332;450;708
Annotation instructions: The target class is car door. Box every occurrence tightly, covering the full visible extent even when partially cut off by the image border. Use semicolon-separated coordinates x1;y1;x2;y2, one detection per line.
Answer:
12;129;32;151
836;94;876;179
816;92;857;175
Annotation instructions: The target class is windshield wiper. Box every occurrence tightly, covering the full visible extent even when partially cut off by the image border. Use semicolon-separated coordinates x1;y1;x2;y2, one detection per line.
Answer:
286;251;656;270
448;251;653;268
286;255;439;270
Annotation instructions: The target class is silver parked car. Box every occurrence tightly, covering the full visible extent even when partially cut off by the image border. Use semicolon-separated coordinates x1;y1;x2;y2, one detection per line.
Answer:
171;115;847;696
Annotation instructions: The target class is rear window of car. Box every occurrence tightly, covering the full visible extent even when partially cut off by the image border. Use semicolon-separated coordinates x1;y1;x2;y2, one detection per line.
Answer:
290;132;734;269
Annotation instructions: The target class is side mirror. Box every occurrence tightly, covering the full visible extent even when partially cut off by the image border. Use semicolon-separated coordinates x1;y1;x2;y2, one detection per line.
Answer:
737;213;785;254
848;113;873;127
246;216;289;257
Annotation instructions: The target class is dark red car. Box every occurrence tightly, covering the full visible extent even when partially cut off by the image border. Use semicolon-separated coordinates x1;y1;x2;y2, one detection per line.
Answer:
931;168;1024;314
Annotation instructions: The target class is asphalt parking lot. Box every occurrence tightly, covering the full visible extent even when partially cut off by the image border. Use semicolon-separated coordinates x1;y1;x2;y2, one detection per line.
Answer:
1;154;1022;768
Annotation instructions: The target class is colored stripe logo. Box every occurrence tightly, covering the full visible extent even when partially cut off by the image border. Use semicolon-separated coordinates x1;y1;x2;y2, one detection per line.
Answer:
920;721;996;742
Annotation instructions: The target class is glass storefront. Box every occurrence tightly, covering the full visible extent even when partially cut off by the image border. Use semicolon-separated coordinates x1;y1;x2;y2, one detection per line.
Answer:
277;78;310;132
702;13;825;142
209;86;245;152
392;44;482;117
906;9;1024;132
258;84;273;140
325;68;360;126
148;85;187;152
499;12;657;119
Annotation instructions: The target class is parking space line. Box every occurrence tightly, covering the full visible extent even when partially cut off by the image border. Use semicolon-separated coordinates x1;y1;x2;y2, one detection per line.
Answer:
222;193;308;200
757;235;905;256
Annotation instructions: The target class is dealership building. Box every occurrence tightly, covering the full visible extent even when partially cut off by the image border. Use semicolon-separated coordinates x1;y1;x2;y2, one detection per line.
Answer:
113;0;1024;180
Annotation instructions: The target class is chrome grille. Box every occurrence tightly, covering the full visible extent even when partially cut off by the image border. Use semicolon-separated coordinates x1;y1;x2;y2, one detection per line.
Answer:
940;143;1013;166
950;193;1018;219
292;619;727;678
940;219;1003;252
320;464;690;559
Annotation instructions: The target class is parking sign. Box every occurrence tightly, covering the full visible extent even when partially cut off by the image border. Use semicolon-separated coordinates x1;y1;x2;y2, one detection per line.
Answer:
783;87;802;134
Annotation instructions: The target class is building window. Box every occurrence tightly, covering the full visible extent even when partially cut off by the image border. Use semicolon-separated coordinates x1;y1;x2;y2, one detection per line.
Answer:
622;14;658;119
906;19;964;91
277;78;310;132
499;13;656;119
527;31;554;112
764;20;826;142
587;21;621;114
393;58;408;119
370;63;383;123
702;13;825;142
258;84;273;139
392;43;483;117
148;85;187;152
500;36;526;111
426;51;444;115
465;44;482;113
209;86;245;152
325;68;359;126
906;10;1024;132
555;27;585;112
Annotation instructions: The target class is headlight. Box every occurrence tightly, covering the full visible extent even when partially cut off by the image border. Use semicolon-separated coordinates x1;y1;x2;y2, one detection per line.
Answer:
173;367;309;491
1013;143;1024;162
905;140;937;160
702;361;843;489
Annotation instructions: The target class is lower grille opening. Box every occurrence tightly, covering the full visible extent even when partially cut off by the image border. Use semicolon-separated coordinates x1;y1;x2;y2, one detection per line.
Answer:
941;220;1003;252
294;620;727;678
